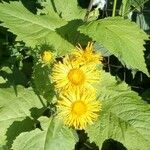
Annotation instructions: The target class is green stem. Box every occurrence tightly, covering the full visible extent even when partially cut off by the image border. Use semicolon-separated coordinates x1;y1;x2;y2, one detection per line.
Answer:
112;0;117;17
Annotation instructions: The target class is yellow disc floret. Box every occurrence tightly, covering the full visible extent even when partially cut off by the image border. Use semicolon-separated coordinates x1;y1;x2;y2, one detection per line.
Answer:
52;56;100;91
72;101;87;116
67;68;85;85
42;51;53;63
57;89;102;129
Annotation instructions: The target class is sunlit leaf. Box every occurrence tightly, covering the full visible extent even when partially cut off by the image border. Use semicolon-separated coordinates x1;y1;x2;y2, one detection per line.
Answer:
86;71;150;150
53;0;86;21
79;17;149;76
0;86;46;147
12;117;78;150
0;1;74;55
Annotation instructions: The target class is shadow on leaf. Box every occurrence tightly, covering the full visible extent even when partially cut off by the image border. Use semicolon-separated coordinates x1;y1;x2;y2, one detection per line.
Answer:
102;139;127;150
32;63;55;102
56;19;91;47
30;107;47;120
4;117;35;150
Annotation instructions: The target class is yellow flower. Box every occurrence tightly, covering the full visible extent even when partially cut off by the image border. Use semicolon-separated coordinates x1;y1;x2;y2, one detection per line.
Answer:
41;51;53;63
52;56;100;91
57;89;101;129
73;42;103;65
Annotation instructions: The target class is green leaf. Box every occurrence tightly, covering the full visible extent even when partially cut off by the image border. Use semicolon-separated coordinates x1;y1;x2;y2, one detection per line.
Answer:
12;117;78;150
4;117;35;150
53;0;86;21
0;76;6;84
56;19;90;47
33;63;55;102
0;1;74;55
79;17;149;76
0;66;28;88
37;0;60;19
86;71;150;150
0;87;46;147
120;0;149;16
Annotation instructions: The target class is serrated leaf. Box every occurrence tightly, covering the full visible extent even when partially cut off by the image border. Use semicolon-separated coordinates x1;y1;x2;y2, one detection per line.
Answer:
53;0;86;21
37;0;60;18
0;1;74;55
86;71;150;150
120;0;149;16
0;87;46;147
79;17;149;76
12;117;78;150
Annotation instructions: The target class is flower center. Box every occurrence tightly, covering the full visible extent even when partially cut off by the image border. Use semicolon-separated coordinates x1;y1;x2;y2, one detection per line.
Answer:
72;101;87;116
42;51;52;63
67;68;85;85
83;51;92;61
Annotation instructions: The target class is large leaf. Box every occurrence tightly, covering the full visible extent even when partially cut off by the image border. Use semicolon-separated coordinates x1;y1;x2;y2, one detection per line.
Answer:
79;17;149;76
0;87;46;147
53;0;86;21
0;1;74;55
37;0;60;18
12;117;78;150
120;0;149;16
86;71;150;150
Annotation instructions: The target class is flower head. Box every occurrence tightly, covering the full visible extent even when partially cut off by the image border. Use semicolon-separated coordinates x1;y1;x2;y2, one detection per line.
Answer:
41;51;53;64
73;42;103;65
57;89;101;129
52;56;100;91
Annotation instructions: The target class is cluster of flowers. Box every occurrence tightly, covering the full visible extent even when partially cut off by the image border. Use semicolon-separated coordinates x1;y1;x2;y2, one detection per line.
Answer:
42;42;103;130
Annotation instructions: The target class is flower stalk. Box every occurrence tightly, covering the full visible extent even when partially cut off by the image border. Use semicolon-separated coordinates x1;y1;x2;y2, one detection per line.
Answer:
112;0;117;17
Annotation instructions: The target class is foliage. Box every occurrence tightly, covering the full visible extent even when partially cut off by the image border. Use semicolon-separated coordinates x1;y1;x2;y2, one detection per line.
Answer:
87;71;150;150
120;0;149;16
12;117;78;150
79;17;149;75
0;86;47;148
0;0;150;150
0;1;73;55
